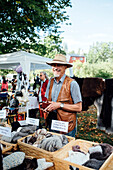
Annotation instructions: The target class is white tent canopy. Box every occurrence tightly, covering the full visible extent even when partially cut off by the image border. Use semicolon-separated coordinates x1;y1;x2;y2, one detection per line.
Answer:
0;51;52;79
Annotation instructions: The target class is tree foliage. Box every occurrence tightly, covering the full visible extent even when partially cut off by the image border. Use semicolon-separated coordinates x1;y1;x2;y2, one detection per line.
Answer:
34;35;66;58
73;61;113;79
87;42;113;63
0;0;72;54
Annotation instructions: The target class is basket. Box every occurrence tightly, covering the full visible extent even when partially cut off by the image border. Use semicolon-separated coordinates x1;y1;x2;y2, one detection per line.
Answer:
18;132;74;169
53;139;113;170
0;140;13;154
0;140;18;151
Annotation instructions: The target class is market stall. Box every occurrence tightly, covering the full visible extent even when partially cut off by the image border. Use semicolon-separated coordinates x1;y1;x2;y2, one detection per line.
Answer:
0;51;52;81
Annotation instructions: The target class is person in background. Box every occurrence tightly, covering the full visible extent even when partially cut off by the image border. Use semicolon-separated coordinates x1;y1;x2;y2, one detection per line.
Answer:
1;76;8;92
38;72;49;121
33;74;40;90
35;74;40;85
44;54;82;137
11;75;17;92
38;72;49;103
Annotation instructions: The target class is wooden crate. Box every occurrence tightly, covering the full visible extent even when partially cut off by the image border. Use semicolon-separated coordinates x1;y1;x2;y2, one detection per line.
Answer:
18;132;74;169
0;140;13;154
53;139;113;170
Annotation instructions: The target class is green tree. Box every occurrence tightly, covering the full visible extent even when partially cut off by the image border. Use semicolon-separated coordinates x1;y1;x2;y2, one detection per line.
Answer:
87;42;113;63
35;35;66;58
0;0;72;54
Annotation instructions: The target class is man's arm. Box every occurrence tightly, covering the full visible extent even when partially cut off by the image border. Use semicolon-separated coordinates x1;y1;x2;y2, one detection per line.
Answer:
44;101;82;112
44;79;82;112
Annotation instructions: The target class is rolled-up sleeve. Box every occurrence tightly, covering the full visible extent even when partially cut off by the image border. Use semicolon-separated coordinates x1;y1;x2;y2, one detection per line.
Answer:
70;80;82;104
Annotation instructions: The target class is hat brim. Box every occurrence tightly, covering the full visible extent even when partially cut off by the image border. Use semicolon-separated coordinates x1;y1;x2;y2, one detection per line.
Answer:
46;61;73;68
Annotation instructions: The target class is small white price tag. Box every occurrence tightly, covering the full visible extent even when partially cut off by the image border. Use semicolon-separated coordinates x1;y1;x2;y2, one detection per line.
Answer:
51;120;69;133
0;126;11;137
26;117;39;126
0;110;6;119
18;120;27;126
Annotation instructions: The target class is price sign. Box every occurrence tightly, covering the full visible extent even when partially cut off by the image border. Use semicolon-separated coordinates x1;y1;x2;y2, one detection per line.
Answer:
51;120;69;133
26;117;39;126
18;120;27;126
0;110;6;119
0;126;11;137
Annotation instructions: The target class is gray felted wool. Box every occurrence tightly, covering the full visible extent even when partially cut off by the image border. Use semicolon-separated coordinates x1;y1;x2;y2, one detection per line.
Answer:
35;158;53;170
82;158;105;169
3;152;25;170
1;131;17;143
12;132;29;143
20;125;36;133
45;133;53;138
61;134;68;145
40;135;63;152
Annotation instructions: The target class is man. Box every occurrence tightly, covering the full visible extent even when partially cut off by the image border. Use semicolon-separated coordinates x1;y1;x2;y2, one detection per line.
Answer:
45;54;82;137
33;74;40;90
35;74;40;85
38;72;49;103
38;72;49;120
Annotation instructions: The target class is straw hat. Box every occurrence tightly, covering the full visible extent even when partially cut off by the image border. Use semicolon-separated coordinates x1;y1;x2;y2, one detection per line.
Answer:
46;54;73;68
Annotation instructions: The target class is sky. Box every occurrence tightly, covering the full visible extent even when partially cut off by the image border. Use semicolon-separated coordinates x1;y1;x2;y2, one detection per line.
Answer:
60;0;113;54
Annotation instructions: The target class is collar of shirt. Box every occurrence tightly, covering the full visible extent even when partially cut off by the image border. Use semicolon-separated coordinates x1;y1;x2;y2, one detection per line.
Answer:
41;78;46;86
54;74;66;84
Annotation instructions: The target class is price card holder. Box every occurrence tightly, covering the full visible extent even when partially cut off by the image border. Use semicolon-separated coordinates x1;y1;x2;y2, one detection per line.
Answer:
0;126;11;137
51;120;69;133
18;120;27;126
26;117;39;126
0;110;6;119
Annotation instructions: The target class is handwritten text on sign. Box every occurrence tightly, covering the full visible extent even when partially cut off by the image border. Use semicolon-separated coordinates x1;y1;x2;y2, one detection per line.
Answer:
26;117;39;126
51;120;69;133
0;126;11;137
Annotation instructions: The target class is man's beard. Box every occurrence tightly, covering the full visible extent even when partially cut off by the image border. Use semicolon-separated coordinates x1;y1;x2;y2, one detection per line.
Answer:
53;73;60;77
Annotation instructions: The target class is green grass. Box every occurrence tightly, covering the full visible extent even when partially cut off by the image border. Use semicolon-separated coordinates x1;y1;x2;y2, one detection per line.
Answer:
76;105;113;145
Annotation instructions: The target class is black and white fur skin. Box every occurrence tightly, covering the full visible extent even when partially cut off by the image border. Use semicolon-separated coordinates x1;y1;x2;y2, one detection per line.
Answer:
89;143;113;160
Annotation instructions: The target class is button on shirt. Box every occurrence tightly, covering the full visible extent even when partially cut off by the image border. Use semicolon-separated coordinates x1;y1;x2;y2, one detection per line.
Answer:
45;74;82;104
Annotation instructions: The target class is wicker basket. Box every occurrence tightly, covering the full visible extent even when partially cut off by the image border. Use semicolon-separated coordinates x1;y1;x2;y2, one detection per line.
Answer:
0;140;13;154
0;139;18;151
53;139;113;170
18;132;74;169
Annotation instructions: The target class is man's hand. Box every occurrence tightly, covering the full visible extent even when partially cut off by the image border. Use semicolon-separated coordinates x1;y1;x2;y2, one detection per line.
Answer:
44;101;61;112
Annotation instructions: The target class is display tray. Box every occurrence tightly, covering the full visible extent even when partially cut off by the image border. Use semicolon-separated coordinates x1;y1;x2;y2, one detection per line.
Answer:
18;132;74;170
53;139;113;170
0;140;13;154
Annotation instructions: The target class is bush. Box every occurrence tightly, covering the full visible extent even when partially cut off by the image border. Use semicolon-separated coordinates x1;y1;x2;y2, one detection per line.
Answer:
73;61;113;79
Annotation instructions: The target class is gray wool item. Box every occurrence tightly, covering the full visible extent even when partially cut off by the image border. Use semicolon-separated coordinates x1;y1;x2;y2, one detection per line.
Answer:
39;135;63;152
20;125;37;133
59;134;68;146
82;158;105;170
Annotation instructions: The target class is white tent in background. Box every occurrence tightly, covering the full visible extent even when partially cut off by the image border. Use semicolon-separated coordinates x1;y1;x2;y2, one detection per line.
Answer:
0;51;52;80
